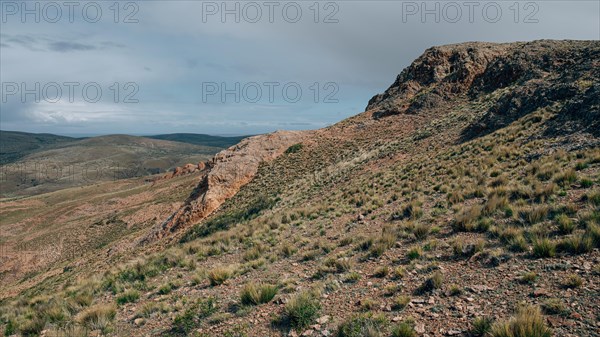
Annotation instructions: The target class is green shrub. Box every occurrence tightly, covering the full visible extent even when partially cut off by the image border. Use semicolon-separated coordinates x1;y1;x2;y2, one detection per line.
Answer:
285;143;304;154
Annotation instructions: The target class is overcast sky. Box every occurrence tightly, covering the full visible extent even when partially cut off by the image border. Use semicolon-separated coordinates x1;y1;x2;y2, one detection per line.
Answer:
0;0;598;136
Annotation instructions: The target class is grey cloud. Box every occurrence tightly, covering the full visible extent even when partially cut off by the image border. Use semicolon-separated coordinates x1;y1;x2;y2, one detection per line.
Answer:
1;34;117;53
48;41;96;52
2;34;44;51
100;41;126;49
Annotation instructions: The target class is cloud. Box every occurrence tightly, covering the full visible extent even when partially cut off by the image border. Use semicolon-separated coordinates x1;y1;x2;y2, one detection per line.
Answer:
48;41;96;52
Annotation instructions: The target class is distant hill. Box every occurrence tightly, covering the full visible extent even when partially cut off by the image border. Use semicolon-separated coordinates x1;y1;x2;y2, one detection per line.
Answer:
0;132;241;197
147;133;249;148
0;130;77;165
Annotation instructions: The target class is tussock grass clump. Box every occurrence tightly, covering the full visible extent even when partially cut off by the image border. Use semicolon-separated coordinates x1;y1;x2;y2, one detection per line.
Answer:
243;245;265;261
75;304;116;333
416;271;443;294
484;194;508;215
240;282;278;305
391;201;423;221
208;266;233;286
541;298;568;315
157;282;176;295
412;223;430;240
137;302;167;318
452;205;482;232
452;239;485;257
281;290;321;330
532;237;556;258
324;258;353;273
558;234;593;255
171;297;217;334
553;169;577;187
281;243;297;257
519;206;549;225
489;305;551;337
116;290;140;305
358;298;377;311
471;316;493;336
449;284;463;296
562;274;582;288
520;272;537;284
336;312;388;337
368;232;396;258
582;190;600;206
391;321;416;337
407;246;423;260
392;267;406;280
555;214;576;234
585;222;600;247
392;295;411;311
373;266;390;278
344;272;361;283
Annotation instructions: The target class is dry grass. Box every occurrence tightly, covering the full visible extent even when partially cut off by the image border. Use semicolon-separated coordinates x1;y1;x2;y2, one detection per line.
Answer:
489;305;551;337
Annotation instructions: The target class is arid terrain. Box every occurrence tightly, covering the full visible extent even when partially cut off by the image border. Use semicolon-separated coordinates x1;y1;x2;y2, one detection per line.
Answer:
1;40;599;337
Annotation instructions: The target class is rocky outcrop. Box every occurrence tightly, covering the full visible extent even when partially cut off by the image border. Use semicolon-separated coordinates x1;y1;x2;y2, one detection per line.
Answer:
164;161;210;179
367;40;599;137
366;42;507;117
144;130;308;241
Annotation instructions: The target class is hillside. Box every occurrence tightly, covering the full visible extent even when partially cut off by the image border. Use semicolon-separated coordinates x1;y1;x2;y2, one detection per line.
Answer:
1;40;599;337
0;131;76;165
0;134;229;197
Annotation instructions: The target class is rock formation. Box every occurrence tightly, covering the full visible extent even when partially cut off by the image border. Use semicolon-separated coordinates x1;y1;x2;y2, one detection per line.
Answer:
144;130;309;241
